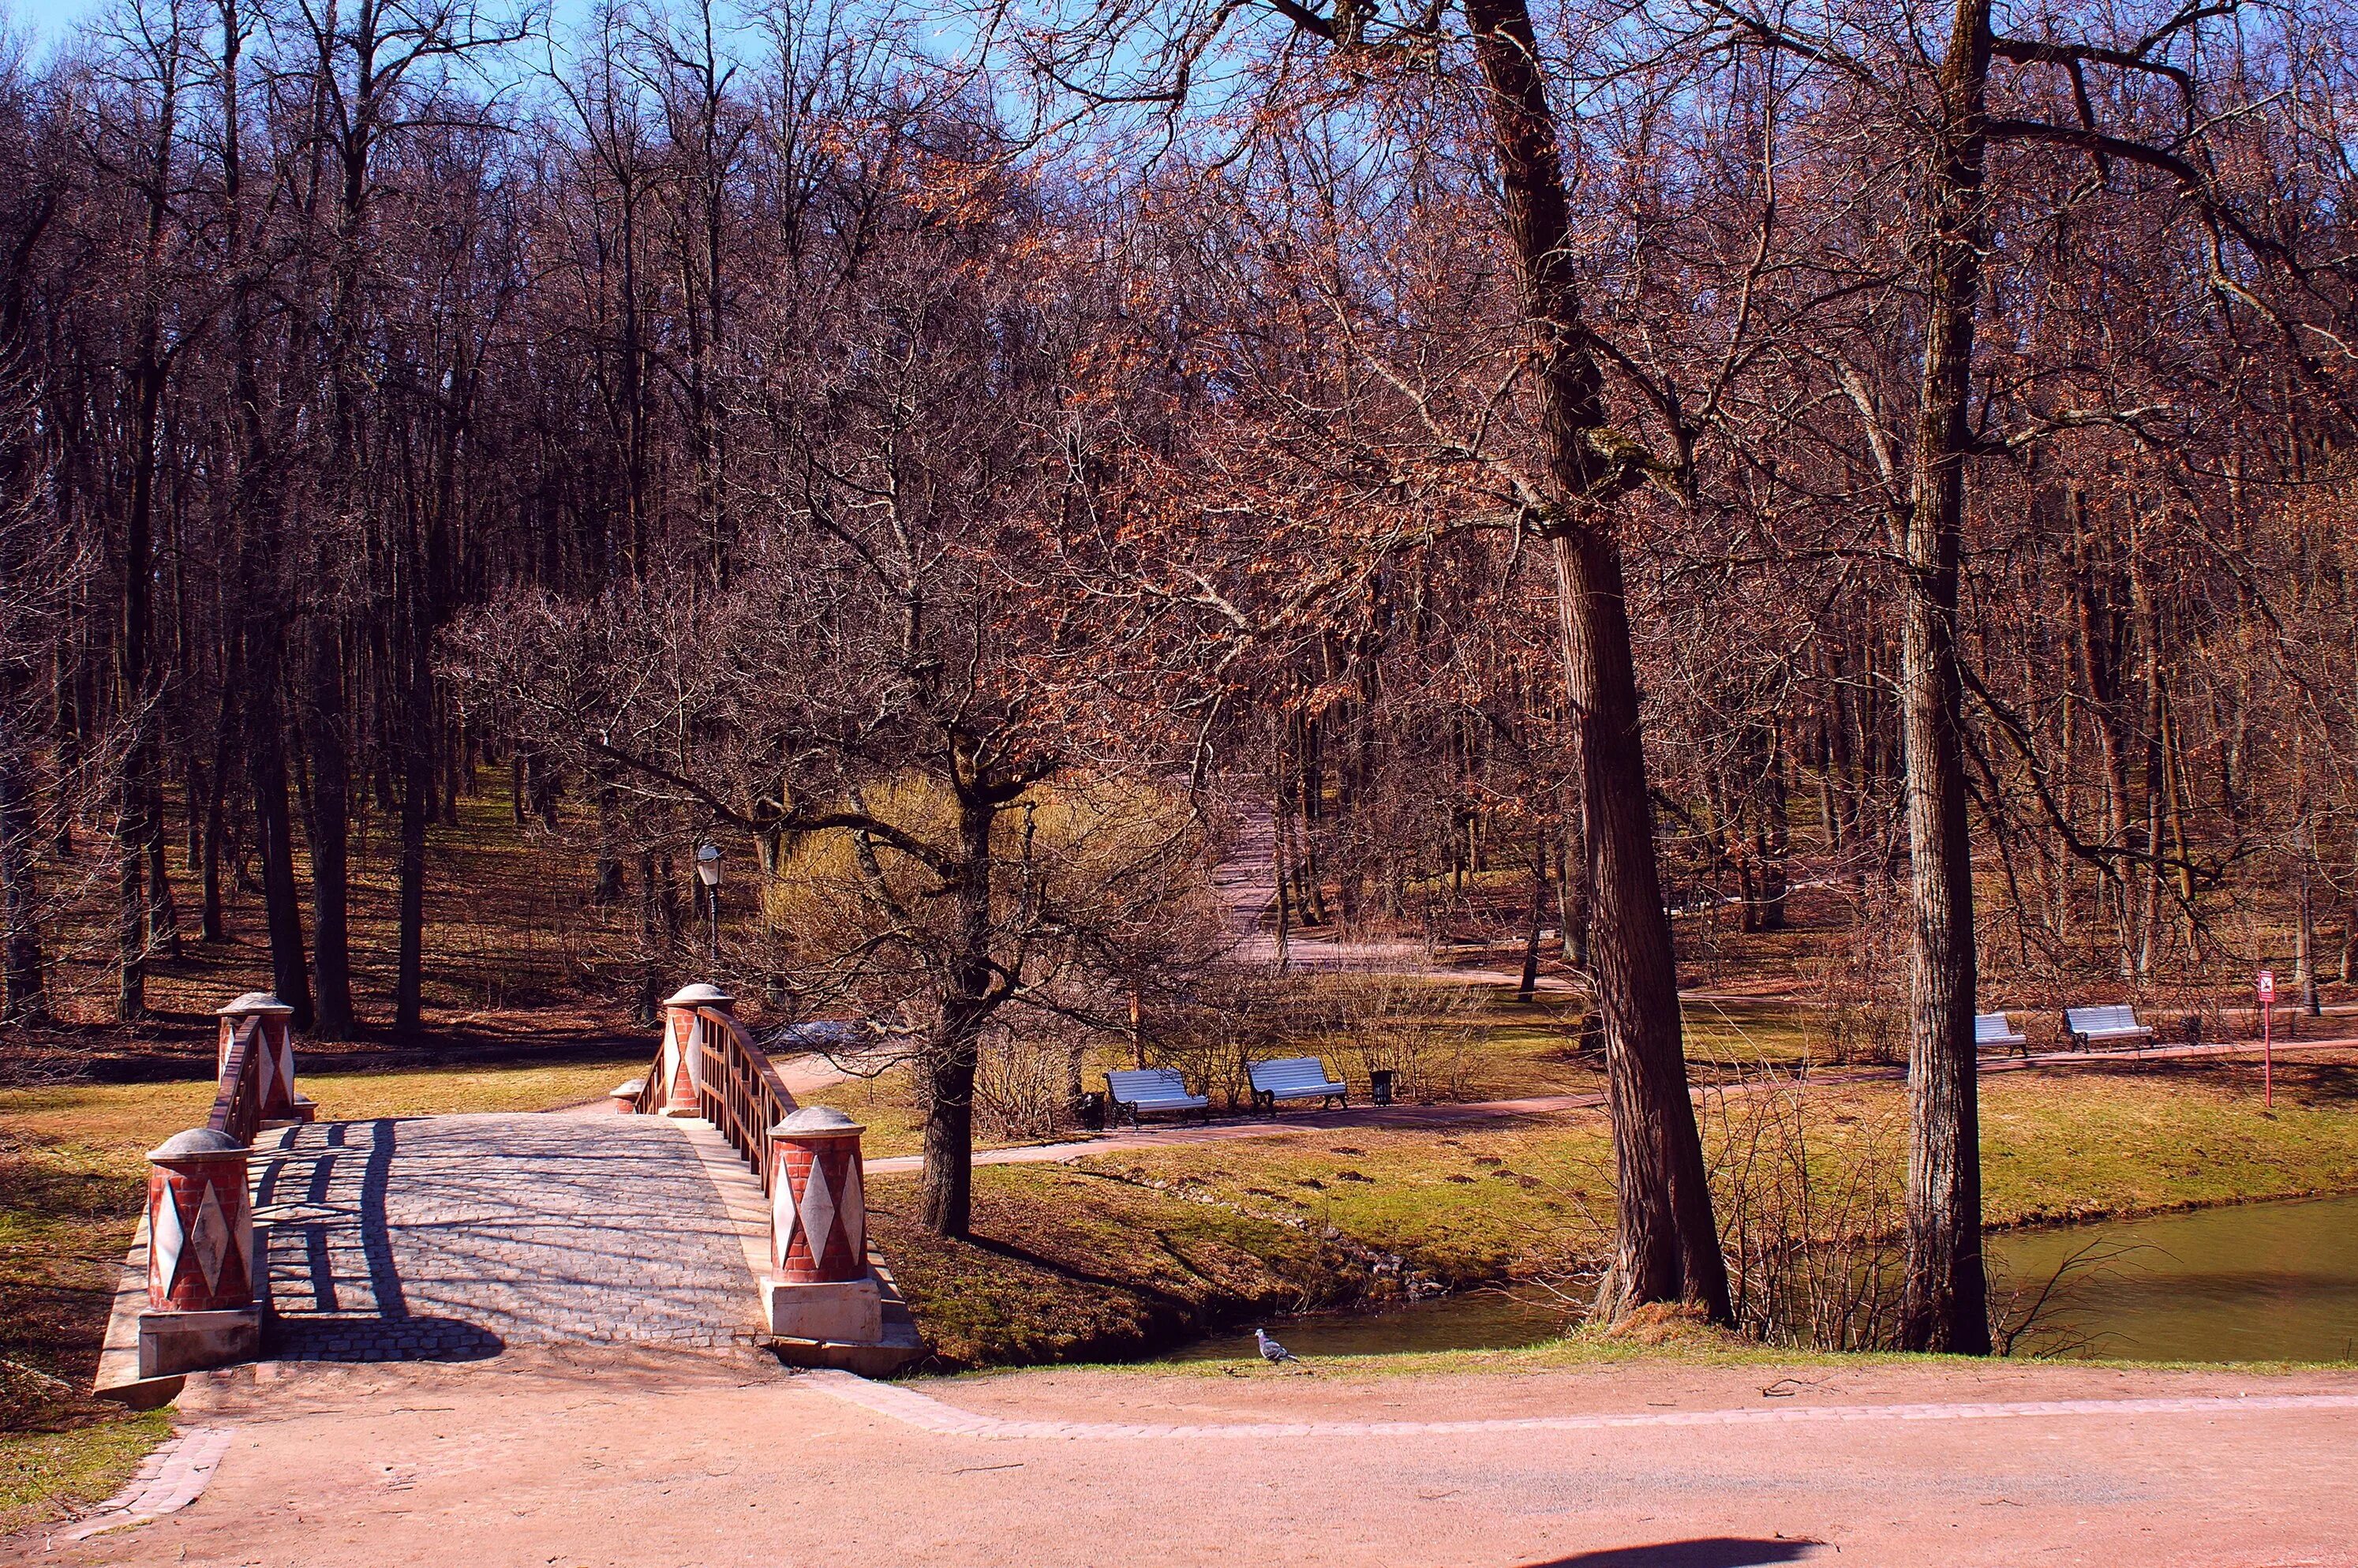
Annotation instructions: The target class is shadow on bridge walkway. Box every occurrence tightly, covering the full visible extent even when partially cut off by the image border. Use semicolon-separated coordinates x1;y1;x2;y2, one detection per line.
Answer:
253;1113;765;1362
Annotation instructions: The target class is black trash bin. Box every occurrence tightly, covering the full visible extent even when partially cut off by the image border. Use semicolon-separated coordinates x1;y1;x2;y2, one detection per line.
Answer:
1368;1069;1395;1107
1077;1091;1107;1132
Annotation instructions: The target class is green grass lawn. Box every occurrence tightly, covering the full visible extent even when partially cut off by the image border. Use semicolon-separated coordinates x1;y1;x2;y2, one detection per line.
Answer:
1066;1053;2358;1290
0;1408;172;1536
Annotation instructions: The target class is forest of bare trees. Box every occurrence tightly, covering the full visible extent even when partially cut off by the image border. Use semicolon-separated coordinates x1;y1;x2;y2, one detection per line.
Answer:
2;0;2354;1347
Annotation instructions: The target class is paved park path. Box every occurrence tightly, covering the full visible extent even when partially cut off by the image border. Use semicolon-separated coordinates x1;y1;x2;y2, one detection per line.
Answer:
863;1032;2358;1175
41;1352;2358;1566
253;1113;767;1360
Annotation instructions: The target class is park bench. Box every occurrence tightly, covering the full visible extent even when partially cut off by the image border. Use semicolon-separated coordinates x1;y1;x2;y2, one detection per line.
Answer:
1248;1056;1349;1113
1974;1012;2029;1055
2064;1004;2155;1053
1106;1068;1211;1129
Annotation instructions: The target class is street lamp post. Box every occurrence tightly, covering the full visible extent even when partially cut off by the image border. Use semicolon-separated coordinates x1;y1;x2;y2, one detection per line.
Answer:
696;842;722;969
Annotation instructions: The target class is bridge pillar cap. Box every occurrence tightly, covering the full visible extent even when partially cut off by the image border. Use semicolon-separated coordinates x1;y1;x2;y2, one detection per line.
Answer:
612;1078;646;1098
769;1105;864;1139
148;1127;249;1162
217;992;294;1016
662;982;734;1009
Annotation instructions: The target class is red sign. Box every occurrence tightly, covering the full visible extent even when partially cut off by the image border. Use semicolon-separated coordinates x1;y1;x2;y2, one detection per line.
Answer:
2258;971;2276;1108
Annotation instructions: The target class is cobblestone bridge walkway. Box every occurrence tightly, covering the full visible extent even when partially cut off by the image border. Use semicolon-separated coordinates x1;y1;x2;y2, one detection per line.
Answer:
251;1114;765;1360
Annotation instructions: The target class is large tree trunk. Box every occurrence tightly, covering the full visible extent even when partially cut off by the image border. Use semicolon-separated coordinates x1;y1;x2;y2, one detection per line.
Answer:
248;641;313;1026
145;776;180;960
2066;493;2136;970
299;625;355;1036
1897;0;1995;1357
1559;811;1589;967
0;198;48;1023
1517;836;1547;1002
1753;725;1791;932
0;705;45;1023
394;624;434;1035
216;2;312;1026
918;784;996;1239
115;348;163;1023
1465;0;1730;1323
200;688;234;941
1556;532;1731;1320
917;1008;982;1239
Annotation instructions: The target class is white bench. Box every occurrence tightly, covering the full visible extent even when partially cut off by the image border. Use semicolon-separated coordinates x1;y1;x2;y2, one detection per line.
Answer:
1248;1056;1348;1113
1974;1012;2028;1054
1106;1068;1211;1128
2065;1004;2154;1052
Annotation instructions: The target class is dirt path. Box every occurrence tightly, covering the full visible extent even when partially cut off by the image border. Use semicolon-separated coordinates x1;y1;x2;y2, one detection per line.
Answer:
39;1352;2358;1566
863;1034;2358;1175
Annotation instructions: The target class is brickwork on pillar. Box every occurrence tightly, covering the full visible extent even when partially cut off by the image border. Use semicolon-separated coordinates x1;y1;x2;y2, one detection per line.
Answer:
217;993;310;1125
658;984;730;1116
769;1109;867;1285
147;1131;255;1313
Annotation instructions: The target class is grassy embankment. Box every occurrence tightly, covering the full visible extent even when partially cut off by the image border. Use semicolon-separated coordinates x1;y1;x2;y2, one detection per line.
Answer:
878;1050;2358;1367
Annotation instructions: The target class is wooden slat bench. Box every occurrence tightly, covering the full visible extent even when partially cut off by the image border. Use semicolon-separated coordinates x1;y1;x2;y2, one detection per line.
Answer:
1106;1068;1211;1129
1248;1056;1348;1113
2064;1004;2154;1053
1974;1012;2028;1056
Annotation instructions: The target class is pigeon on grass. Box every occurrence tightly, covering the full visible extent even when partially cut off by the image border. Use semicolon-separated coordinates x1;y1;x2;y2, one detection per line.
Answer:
1254;1327;1304;1368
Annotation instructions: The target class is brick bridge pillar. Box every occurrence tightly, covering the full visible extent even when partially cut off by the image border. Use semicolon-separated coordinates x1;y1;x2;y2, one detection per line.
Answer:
762;1106;880;1342
139;1128;260;1376
657;982;732;1117
216;992;313;1126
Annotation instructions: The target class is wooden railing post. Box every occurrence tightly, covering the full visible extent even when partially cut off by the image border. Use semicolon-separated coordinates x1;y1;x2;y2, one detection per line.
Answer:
657;982;732;1117
138;1128;260;1376
215;992;311;1127
761;1106;881;1343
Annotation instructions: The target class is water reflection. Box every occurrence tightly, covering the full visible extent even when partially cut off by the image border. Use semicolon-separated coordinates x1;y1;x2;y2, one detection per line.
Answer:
1162;1195;2358;1366
1989;1194;2358;1364
1163;1288;1575;1362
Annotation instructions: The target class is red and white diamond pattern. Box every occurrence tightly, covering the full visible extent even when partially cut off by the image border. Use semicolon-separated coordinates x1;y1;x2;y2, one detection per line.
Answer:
216;1012;299;1121
663;1008;704;1113
772;1139;866;1283
148;1163;252;1312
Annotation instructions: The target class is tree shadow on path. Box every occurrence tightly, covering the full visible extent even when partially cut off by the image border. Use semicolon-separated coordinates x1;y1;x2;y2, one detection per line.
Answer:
1519;1540;1821;1568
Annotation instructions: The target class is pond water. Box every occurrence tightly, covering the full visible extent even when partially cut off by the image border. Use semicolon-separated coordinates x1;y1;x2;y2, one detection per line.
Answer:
1162;1194;2358;1365
1987;1193;2358;1364
1164;1288;1576;1362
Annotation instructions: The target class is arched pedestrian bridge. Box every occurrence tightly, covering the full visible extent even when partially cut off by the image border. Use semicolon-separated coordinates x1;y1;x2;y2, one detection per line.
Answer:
96;987;920;1404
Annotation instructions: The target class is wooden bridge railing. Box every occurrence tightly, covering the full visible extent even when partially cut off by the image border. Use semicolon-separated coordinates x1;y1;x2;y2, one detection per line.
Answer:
207;1016;266;1147
624;982;900;1357
694;1005;797;1194
633;987;798;1195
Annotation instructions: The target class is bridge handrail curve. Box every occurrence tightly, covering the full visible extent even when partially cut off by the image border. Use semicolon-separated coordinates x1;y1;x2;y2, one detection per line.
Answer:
207;1016;265;1147
632;1004;798;1193
698;1005;798;1193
